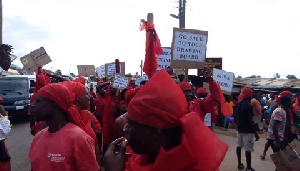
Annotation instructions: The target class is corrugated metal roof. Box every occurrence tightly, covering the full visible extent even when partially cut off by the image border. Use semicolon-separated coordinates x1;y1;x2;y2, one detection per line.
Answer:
234;78;300;89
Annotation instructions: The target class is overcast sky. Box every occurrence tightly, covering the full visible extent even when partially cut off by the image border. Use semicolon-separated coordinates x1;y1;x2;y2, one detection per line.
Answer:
3;0;300;78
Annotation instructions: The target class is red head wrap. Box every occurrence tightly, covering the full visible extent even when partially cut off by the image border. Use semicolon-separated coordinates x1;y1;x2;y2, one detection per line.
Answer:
280;91;292;97
73;76;86;85
37;84;86;131
196;88;207;95
0;97;3;104
59;81;86;100
178;81;192;91
240;87;253;99
125;86;142;106
128;70;187;129
34;67;50;93
127;69;228;170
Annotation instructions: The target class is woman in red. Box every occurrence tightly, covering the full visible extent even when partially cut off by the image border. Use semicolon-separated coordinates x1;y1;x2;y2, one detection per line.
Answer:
29;83;99;171
104;70;228;171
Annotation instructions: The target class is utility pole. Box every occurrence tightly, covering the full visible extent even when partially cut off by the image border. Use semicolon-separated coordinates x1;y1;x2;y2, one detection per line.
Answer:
178;0;186;28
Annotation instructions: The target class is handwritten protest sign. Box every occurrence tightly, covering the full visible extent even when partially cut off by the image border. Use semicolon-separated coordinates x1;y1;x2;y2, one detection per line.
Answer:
171;28;208;69
157;47;171;70
112;74;129;90
213;68;234;95
96;65;105;78
105;62;125;76
20;47;52;71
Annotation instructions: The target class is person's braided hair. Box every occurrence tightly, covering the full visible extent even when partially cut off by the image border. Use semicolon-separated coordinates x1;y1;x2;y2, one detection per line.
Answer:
0;44;14;71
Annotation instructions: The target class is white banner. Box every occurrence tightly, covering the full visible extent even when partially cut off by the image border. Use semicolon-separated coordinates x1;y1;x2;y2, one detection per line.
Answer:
107;64;122;76
157;48;171;70
96;65;105;78
172;30;207;62
213;68;234;93
112;74;129;90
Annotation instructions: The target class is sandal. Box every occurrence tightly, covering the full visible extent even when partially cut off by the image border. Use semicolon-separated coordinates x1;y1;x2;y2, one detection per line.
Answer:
238;163;245;170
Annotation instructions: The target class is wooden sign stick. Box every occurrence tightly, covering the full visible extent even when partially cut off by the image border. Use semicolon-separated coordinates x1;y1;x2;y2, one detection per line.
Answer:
184;68;189;81
147;13;154;77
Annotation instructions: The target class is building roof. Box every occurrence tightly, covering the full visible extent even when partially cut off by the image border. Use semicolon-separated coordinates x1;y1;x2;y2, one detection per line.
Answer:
234;78;300;91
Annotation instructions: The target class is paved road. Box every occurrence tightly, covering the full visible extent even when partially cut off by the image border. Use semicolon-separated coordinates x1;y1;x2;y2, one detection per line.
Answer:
5;120;276;171
5;118;33;171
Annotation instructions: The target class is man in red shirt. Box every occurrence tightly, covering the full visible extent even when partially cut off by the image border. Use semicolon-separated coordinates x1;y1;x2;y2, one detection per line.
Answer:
29;84;99;171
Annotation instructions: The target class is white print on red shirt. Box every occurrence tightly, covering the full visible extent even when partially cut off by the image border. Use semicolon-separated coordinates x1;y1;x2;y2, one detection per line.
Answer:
48;153;65;163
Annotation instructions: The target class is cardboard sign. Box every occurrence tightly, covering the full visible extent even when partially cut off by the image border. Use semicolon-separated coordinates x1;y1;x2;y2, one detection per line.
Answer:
157;47;171;70
271;152;289;171
171;27;208;69
213;68;234;95
20;47;52;71
105;62;125;76
280;148;300;170
77;65;96;77
112;74;129;90
197;58;222;76
96;65;105;78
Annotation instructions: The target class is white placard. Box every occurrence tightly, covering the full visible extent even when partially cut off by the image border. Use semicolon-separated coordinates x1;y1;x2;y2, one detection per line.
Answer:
112;74;129;90
107;64;122;76
96;65;105;78
157;48;171;70
213;68;234;93
0;116;11;140
204;113;211;126
172;31;207;62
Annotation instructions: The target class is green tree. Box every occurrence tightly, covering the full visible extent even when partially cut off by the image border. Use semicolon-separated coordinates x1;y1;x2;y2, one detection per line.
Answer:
237;75;242;78
247;75;261;78
286;75;297;79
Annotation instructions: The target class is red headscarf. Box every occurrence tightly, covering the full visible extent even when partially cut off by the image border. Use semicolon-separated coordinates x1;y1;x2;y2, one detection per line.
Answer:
0;97;3;104
34;67;51;93
240;87;253;100
37;84;86;131
196;87;207;95
73;76;86;85
178;81;192;92
59;81;86;100
127;69;228;170
125;86;143;107
280;91;292;97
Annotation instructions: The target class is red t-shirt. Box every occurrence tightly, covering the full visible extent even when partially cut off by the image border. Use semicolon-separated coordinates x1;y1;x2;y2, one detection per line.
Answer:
29;123;99;171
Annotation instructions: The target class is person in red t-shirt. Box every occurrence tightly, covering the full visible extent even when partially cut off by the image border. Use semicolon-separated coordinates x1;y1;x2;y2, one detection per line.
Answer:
104;70;228;171
29;83;99;171
59;81;102;165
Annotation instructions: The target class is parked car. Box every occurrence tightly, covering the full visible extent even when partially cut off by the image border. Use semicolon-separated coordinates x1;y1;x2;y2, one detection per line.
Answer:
0;75;35;117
